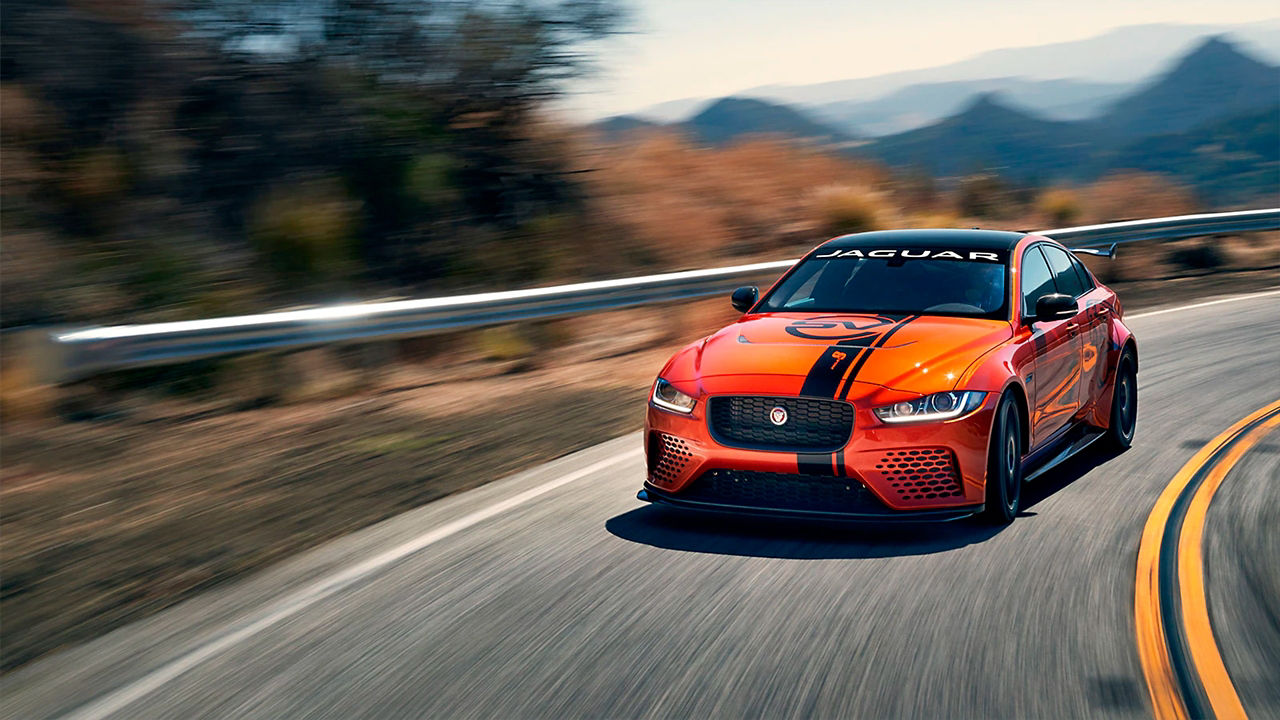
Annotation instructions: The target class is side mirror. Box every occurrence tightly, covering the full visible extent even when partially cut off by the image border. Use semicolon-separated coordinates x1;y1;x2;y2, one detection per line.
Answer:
1033;293;1077;323
730;286;759;312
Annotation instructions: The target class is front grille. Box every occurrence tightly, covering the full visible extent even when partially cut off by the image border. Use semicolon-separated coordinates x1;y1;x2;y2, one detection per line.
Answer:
708;396;853;451
876;448;965;500
679;469;888;514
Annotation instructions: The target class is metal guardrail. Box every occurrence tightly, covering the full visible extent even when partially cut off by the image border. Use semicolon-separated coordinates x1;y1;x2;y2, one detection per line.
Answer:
27;209;1280;383
1042;208;1280;246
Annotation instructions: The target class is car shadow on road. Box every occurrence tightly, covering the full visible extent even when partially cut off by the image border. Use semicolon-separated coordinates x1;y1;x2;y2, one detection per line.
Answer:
606;443;1127;560
605;505;1003;559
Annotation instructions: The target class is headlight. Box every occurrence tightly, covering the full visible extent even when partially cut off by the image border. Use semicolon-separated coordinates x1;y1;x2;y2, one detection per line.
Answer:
651;378;696;414
873;391;986;424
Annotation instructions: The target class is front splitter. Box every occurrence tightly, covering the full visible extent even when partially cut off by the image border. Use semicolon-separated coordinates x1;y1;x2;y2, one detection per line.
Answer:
637;486;982;524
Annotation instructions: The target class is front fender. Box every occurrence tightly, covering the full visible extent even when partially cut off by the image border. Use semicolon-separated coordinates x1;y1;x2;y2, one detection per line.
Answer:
955;332;1032;395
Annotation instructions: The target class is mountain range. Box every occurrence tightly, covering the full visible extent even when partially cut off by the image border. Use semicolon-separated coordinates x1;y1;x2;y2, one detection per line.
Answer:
862;37;1279;201
683;97;856;146
625;19;1280;125
862;94;1093;180
1106;105;1279;203
810;78;1130;136
595;97;857;145
592;36;1280;204
1097;36;1280;137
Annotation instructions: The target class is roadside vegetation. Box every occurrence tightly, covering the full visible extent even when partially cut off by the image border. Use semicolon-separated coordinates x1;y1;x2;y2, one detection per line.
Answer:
1;0;624;329
0;1;1255;336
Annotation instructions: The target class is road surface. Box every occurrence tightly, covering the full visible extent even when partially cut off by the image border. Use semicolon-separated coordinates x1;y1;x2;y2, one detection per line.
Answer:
4;290;1279;720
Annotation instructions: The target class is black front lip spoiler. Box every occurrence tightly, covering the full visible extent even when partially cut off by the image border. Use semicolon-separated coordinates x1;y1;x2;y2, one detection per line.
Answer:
638;485;982;524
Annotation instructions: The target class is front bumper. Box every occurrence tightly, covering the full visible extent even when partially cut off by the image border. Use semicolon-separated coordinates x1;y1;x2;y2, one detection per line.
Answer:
643;393;998;517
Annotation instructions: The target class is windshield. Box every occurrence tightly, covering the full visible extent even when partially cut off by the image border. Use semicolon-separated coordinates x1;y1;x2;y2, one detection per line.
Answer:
758;247;1009;319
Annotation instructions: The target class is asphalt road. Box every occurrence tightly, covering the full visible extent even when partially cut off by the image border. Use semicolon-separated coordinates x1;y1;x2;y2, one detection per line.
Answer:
1205;412;1280;716
4;290;1279;720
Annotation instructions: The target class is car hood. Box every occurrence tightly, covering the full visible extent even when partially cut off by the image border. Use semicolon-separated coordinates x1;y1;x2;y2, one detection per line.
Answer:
660;312;1011;398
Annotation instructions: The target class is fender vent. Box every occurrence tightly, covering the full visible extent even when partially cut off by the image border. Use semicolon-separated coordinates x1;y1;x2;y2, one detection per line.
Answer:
649;433;692;486
877;448;964;500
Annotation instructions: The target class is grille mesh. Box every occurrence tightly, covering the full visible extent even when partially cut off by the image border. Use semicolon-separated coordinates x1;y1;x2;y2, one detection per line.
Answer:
648;433;692;486
679;469;887;514
708;396;853;451
876;448;964;500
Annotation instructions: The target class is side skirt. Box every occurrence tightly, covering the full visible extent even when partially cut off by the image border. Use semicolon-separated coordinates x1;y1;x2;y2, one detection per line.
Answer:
1023;423;1106;483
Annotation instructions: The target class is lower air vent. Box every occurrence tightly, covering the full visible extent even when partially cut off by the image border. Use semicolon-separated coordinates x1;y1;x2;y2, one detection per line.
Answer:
876;448;965;500
679;469;888;514
649;433;692;486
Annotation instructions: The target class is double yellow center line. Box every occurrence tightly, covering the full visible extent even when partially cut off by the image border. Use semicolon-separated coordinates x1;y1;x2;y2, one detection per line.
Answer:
1135;399;1280;720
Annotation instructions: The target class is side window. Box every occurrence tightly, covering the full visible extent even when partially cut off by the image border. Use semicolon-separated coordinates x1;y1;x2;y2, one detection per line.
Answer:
1020;247;1057;318
1042;245;1087;298
1069;254;1094;292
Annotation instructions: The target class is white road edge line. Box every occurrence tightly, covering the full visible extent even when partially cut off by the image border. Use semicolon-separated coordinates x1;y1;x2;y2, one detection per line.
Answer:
61;447;644;720
58;286;1280;720
1127;288;1280;319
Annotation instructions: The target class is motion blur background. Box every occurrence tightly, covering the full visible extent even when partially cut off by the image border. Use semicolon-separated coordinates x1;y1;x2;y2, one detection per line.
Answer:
1;0;1277;676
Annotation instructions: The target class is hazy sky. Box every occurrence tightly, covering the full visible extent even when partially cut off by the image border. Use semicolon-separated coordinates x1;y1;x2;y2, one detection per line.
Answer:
563;0;1280;118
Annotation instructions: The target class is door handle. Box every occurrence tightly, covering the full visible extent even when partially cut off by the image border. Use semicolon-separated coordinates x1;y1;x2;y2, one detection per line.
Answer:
1066;323;1079;334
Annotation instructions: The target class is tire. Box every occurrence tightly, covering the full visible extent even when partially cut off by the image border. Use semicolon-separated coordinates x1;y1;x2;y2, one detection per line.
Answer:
982;395;1024;524
1102;351;1137;451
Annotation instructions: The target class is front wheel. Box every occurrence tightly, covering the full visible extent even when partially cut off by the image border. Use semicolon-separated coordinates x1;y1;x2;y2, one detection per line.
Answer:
1102;351;1137;451
982;396;1023;524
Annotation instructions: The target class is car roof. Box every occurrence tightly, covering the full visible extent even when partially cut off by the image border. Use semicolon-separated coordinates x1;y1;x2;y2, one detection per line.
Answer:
823;228;1028;251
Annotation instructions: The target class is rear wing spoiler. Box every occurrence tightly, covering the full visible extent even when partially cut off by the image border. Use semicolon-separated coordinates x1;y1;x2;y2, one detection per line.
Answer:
1069;243;1117;258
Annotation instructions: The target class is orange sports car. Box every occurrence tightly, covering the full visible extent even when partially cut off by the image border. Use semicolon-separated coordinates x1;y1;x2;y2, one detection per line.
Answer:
638;229;1137;523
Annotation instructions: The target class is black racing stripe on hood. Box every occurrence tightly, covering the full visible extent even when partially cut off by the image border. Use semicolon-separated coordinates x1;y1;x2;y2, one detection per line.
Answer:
837;315;919;400
796;313;911;399
798;334;878;398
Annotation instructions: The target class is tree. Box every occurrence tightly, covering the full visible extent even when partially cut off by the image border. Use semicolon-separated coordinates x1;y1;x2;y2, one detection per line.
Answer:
1;0;627;326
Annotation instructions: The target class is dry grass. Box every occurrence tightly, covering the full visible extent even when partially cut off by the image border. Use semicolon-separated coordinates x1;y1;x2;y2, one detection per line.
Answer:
1036;188;1083;227
0;300;737;671
581;138;1215;275
811;185;885;237
1078;172;1198;224
584;134;893;264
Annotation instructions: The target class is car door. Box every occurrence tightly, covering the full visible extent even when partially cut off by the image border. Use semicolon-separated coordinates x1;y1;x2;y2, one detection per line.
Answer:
1043;245;1106;407
1020;245;1082;449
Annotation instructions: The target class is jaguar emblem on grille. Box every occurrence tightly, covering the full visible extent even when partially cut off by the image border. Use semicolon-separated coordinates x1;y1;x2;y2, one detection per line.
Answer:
769;406;789;426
